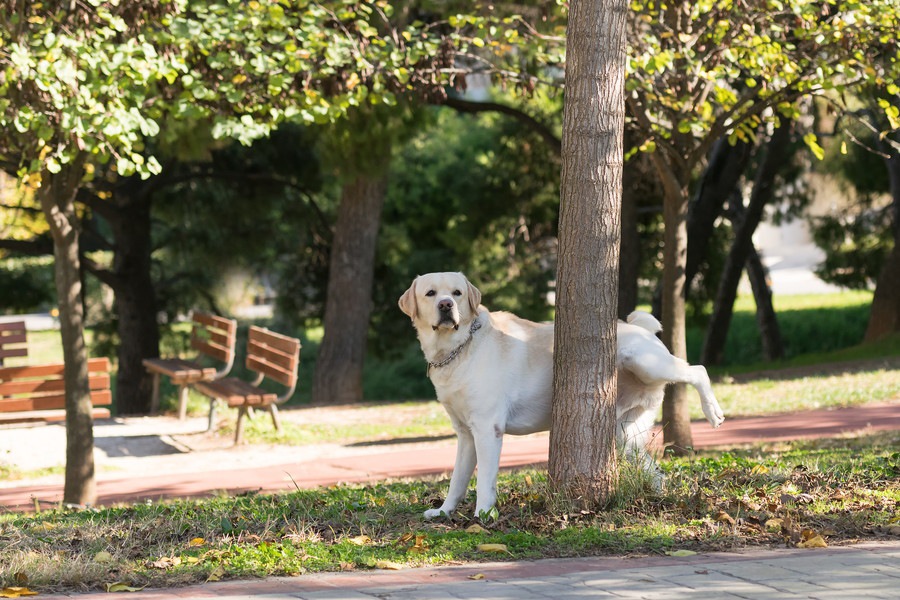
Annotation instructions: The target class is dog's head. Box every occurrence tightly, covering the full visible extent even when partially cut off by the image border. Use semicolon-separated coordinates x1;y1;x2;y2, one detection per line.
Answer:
398;272;482;332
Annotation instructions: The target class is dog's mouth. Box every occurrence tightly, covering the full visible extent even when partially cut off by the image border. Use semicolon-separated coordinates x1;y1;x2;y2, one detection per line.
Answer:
432;315;460;331
431;311;459;331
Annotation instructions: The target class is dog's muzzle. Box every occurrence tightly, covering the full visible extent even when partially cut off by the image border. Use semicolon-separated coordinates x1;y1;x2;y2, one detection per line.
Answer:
433;299;460;331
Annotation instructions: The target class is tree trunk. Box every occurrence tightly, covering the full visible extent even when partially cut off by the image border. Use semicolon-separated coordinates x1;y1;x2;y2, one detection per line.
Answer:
109;195;160;414
702;121;792;365
38;159;97;506
746;243;784;361
864;124;900;342
549;0;626;507
618;181;639;320
659;182;694;453
685;138;752;297
311;174;388;404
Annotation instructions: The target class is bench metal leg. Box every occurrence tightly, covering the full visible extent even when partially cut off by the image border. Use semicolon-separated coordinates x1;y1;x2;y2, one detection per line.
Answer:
269;404;282;432
177;384;190;420
149;373;161;414
234;405;249;445
207;398;218;432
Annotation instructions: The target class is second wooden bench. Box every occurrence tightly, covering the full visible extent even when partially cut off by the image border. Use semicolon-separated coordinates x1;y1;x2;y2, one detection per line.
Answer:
193;326;301;444
0;357;112;425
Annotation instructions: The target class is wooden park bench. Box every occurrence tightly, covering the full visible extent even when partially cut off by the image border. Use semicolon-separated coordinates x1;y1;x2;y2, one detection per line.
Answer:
193;326;301;444
142;312;237;421
0;321;28;367
0;357;112;425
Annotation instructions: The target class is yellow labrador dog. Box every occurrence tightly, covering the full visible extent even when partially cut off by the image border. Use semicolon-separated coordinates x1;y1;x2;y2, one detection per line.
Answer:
399;272;724;519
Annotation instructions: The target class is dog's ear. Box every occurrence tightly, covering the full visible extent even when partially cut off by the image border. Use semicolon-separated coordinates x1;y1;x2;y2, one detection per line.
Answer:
465;276;482;314
398;278;418;320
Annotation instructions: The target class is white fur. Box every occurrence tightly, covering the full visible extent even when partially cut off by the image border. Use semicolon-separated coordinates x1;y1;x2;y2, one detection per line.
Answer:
399;272;724;519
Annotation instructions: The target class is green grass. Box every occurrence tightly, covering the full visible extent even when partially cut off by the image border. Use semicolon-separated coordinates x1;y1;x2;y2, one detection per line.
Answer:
2;432;897;593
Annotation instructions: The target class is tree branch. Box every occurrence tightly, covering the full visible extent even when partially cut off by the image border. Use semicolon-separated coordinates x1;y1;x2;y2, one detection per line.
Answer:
440;96;561;157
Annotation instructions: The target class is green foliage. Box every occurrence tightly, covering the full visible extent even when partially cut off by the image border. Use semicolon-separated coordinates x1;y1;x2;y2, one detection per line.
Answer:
625;0;900;162
0;256;54;313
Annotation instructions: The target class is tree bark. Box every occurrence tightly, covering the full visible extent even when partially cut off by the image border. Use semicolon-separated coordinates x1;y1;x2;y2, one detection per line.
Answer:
38;158;97;506
685;138;753;297
702;121;792;365
311;174;388;404
659;180;694;453
864;122;900;342
745;242;784;361
618;180;640;320
549;0;626;507
108;193;160;414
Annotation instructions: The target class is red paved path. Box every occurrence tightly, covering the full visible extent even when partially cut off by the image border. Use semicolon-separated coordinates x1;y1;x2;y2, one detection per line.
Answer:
2;402;898;513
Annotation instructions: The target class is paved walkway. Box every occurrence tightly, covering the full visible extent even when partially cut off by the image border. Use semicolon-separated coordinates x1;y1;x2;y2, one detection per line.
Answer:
42;541;900;599
2;402;899;512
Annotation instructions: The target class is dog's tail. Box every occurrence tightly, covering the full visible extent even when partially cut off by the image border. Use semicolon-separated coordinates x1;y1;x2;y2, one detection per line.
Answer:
626;311;662;334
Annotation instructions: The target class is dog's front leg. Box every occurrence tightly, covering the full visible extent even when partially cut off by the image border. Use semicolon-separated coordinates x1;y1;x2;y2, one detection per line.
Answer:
424;427;476;519
471;423;504;518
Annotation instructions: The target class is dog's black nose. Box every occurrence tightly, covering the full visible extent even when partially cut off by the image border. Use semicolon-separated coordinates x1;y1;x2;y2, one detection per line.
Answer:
438;299;454;312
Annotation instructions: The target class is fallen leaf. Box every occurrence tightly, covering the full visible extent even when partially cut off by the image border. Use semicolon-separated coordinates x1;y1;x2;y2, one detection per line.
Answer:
105;583;146;593
524;474;533;486
665;549;698;557
466;524;489;534
94;551;114;563
888;525;900;536
468;573;486;580
375;560;404;570
797;535;828;549
476;543;509;554
0;588;38;598
765;518;783;531
407;534;428;554
348;535;371;546
714;511;735;525
189;537;206;547
206;566;226;582
30;522;57;532
397;532;415;544
750;464;769;475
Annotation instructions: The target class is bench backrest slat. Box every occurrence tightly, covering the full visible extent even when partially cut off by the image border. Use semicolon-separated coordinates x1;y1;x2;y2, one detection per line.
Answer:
189;312;237;365
246;326;300;388
0;357;112;412
0;321;27;366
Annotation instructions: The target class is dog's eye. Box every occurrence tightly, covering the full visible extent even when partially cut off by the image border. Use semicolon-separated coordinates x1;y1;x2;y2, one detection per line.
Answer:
452;289;462;296
425;290;436;297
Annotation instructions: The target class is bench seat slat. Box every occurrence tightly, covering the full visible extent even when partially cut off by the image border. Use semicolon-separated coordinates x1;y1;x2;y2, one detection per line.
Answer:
142;358;217;383
0;407;111;425
194;378;277;407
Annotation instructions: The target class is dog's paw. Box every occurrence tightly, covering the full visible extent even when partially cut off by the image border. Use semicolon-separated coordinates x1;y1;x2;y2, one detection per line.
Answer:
703;404;725;428
423;508;449;520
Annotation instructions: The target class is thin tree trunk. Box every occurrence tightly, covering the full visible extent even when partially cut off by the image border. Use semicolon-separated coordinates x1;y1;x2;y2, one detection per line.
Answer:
745;243;784;360
702;121;792;365
618;183;639;320
864;122;900;342
660;182;693;453
109;195;160;414
685;138;752;297
38;158;97;506
312;174;387;404
550;0;625;508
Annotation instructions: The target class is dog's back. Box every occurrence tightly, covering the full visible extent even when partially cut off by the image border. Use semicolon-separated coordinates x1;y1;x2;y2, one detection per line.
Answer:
625;311;662;334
